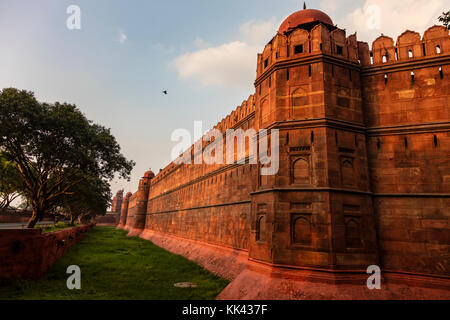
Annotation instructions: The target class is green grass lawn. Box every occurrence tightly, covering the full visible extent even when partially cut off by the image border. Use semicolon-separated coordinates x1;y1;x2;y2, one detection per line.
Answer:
0;226;229;300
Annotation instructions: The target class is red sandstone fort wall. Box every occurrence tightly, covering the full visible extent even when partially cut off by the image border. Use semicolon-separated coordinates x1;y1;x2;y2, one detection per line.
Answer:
359;26;450;276
124;192;138;230
143;96;258;250
118;22;450;284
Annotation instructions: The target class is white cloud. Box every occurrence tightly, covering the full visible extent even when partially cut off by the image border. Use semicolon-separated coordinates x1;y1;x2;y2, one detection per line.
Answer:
338;0;446;45
174;41;259;88
193;37;209;49
154;43;176;54
118;29;127;44
319;0;341;17
240;18;280;45
172;0;447;89
172;19;278;89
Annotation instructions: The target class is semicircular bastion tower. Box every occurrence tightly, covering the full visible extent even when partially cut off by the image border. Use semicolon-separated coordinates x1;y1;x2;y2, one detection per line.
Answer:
116;6;450;299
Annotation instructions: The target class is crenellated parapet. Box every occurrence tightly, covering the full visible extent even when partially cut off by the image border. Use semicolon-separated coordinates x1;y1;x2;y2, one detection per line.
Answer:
358;25;449;67
150;94;256;188
256;23;360;80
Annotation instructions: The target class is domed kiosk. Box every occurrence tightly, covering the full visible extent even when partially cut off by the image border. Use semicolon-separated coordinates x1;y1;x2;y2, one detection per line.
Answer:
144;170;155;179
278;7;334;33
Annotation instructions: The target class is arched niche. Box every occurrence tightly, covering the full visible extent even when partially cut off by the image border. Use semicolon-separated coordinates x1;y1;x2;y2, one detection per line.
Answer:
272;33;288;59
289;29;310;55
256;215;267;242
260;99;270;124
292;216;312;245
341;158;355;187
345;217;362;248
292;157;310;185
260;162;271;187
291;86;309;119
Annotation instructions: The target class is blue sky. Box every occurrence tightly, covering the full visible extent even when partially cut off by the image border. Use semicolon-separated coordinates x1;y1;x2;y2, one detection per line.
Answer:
0;0;446;192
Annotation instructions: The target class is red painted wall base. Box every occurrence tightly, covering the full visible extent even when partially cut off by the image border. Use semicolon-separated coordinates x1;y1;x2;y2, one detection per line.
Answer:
118;226;450;300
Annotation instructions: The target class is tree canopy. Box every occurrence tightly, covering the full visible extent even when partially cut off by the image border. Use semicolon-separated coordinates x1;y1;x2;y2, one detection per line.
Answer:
0;153;22;209
61;174;112;225
0;88;135;227
439;11;450;29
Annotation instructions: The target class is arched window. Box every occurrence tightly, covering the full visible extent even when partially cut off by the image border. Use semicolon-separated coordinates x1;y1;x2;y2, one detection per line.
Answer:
294;44;304;54
382;55;388;63
408;49;413;58
436;45;441;54
293;217;312;244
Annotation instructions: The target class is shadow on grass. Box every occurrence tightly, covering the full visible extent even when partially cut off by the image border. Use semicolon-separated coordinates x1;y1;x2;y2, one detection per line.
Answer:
0;226;229;300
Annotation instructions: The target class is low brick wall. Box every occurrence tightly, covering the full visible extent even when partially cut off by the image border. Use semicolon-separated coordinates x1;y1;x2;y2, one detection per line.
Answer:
0;224;94;281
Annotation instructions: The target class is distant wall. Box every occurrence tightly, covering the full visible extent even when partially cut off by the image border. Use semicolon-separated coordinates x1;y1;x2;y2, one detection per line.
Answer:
96;214;119;226
0;210;53;224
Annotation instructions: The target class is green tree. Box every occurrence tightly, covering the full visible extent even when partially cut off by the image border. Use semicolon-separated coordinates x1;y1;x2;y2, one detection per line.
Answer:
0;88;135;228
0;154;22;209
439;11;450;29
62;174;112;225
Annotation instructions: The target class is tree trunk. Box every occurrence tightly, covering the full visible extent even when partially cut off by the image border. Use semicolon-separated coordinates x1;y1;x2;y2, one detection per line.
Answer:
69;214;76;226
26;207;41;228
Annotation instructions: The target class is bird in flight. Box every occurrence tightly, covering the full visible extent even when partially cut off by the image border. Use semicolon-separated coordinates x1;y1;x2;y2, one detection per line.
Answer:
162;90;168;95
